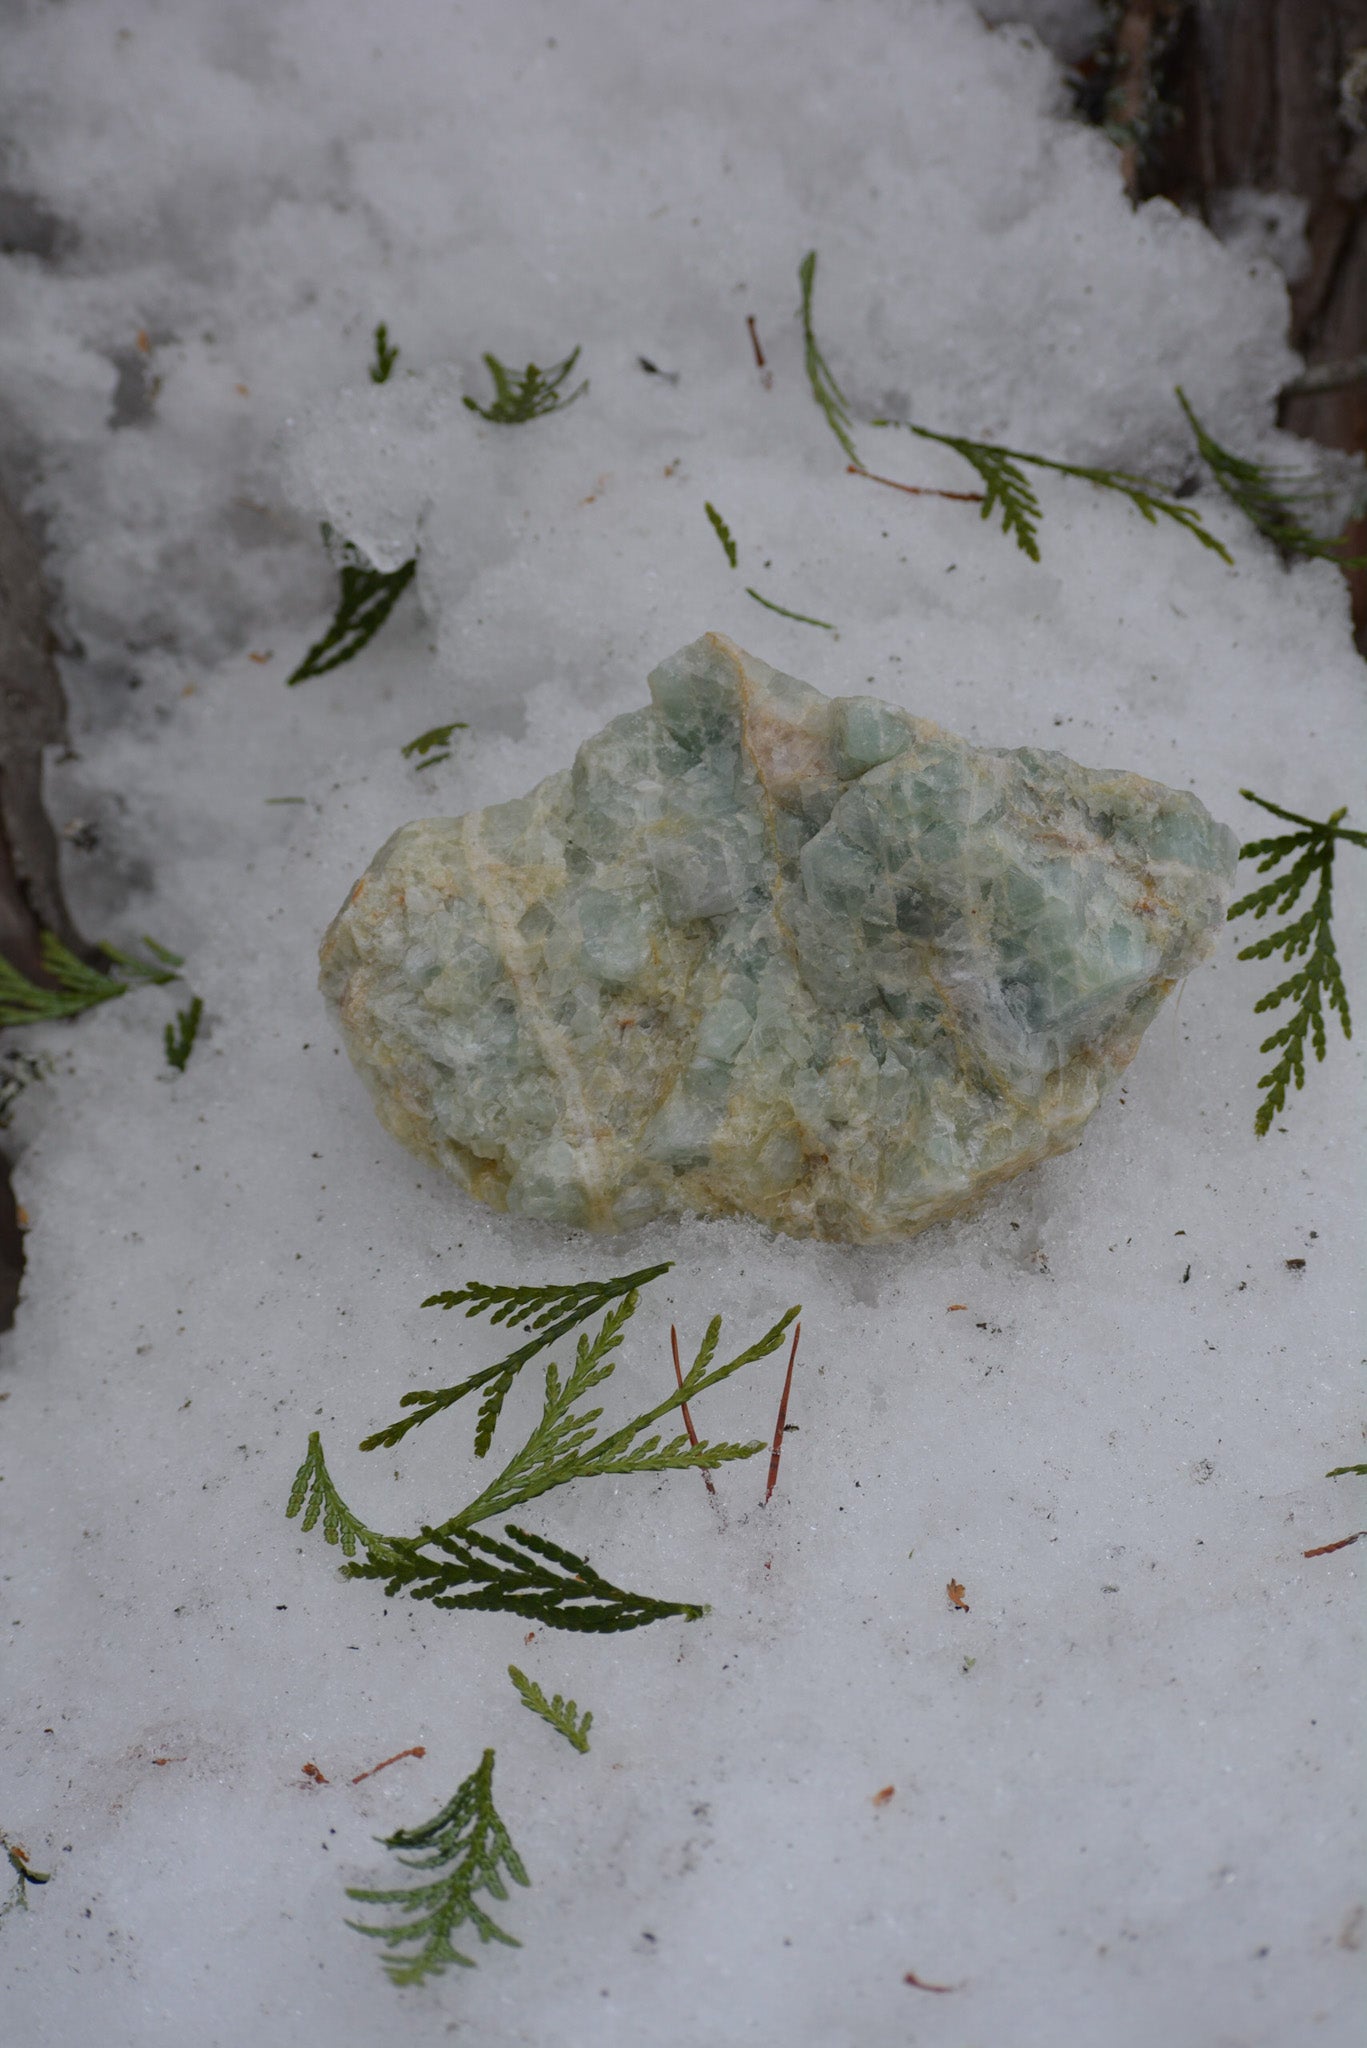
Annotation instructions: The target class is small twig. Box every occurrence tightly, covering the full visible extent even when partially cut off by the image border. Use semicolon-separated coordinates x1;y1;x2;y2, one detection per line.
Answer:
1303;1532;1367;1558
351;1744;427;1785
848;463;984;504
672;1325;717;1500
763;1321;801;1505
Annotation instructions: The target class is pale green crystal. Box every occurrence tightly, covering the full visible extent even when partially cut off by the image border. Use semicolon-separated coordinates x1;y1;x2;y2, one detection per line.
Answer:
320;633;1236;1243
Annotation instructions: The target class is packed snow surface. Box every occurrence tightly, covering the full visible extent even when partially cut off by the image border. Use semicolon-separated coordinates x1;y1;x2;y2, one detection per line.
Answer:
0;4;1362;2046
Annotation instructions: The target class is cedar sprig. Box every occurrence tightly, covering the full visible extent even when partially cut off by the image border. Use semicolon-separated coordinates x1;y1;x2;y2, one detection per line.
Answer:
872;419;1231;564
1227;789;1363;1136
286;526;417;686
421;1291;792;1536
507;1666;592;1751
1177;387;1366;566
798;250;858;463
361;1261;672;1457
462;347;587;425
0;933;181;1028
348;1522;707;1634
345;1749;528;1985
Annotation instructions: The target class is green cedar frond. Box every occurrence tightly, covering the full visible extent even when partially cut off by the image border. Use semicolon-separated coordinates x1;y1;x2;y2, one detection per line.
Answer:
462;348;586;425
1327;1463;1367;1478
798;251;858;463
369;323;399;384
1176;387;1365;566
286;1430;396;1560
873;420;1231;565
286;527;417;685
0;932;180;1028
704;501;738;567
745;587;836;631
1227;789;1363;1136
360;1262;672;1457
164;994;203;1072
427;1297;796;1537
346;1522;707;1633
401;719;468;770
345;1749;528;1984
507;1666;592;1751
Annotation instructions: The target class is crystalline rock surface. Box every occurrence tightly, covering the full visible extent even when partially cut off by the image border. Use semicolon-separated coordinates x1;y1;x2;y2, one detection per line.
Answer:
320;634;1236;1242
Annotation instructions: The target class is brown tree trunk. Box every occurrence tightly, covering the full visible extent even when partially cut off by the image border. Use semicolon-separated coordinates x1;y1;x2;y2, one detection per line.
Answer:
1134;0;1367;638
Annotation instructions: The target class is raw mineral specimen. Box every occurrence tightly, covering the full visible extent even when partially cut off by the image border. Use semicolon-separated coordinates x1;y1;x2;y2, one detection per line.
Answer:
321;633;1236;1242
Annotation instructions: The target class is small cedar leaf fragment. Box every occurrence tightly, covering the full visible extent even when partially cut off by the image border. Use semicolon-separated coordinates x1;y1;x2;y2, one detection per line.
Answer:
507;1666;593;1752
704;501;738;567
462;347;586;425
947;1579;969;1611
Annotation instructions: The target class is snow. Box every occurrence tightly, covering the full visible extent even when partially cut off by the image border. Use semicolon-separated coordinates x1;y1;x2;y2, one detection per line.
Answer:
0;3;1362;2045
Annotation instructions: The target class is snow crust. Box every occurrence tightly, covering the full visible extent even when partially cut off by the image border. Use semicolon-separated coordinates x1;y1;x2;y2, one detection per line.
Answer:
0;4;1362;2045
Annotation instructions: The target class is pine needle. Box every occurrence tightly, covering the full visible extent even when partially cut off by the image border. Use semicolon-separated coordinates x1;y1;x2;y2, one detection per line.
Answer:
1227;789;1363;1135
462;348;586;425
0;932;181;1028
345;1749;529;1984
798;251;858;463
704;501;738;566
1176;387;1365;566
286;527;417;686
361;1262;673;1457
507;1666;593;1750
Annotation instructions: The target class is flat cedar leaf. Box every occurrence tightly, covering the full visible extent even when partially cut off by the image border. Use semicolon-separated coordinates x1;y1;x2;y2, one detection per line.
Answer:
1177;386;1366;566
360;1262;672;1456
345;1749;528;1984
1227;790;1362;1135
346;1522;708;1634
462;348;586;424
507;1666;592;1751
0;931;180;1028
704;500;738;567
286;528;417;685
873;419;1231;565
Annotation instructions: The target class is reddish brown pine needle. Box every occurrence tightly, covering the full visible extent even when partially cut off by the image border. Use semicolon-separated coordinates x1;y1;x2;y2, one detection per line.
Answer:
1304;1531;1367;1558
745;315;773;388
903;1970;957;1993
764;1321;802;1505
672;1325;717;1499
351;1745;426;1785
848;463;984;504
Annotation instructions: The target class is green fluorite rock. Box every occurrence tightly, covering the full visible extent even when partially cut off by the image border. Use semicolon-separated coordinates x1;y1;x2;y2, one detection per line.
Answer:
321;633;1236;1242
